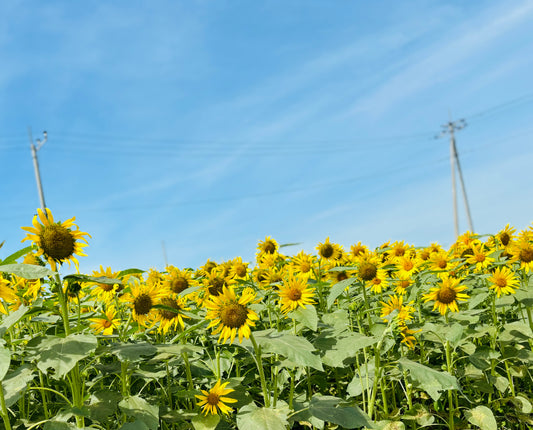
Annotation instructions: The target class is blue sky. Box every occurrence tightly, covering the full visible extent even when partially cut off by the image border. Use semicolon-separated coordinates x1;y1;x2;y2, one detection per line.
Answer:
1;1;533;275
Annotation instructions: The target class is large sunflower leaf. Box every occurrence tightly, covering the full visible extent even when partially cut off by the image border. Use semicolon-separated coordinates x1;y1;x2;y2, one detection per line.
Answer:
2;364;34;407
308;395;373;429
327;278;356;308
252;329;323;371
0;347;10;381
290;305;318;331
0;305;28;337
464;406;497;430
0;263;55;279
34;334;98;379
398;357;460;401
237;402;289;430
119;396;159;430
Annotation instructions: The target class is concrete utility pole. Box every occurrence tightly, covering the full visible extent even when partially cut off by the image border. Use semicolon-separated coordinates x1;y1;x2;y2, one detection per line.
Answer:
28;127;48;211
437;116;474;238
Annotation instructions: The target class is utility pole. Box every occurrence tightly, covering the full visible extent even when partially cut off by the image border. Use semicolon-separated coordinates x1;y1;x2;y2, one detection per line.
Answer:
436;116;474;238
28;127;48;211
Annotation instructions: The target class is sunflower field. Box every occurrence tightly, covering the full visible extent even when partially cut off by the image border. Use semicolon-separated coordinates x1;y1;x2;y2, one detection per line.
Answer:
0;209;532;430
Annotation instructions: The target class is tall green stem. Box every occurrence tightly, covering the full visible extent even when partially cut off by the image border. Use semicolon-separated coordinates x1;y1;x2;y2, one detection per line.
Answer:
250;333;270;407
0;382;12;430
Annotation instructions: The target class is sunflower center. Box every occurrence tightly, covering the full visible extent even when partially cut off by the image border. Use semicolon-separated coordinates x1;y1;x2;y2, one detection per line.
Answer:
160;297;180;320
263;241;276;254
359;262;377;281
402;260;414;271
99;283;114;292
437;287;457;304
207;392;220;406
519;248;533;263
256;270;268;283
419;251;430;261
399;280;410;289
235;264;247;277
475;254;486;263
437;259;447;269
495;277;507;288
300;262;311;273
171;277;189;294
134;293;153;315
220;303;248;328
287;287;302;301
336;271;348;282
208;278;225;296
40;224;75;260
204;262;217;273
102;320;112;328
319;244;334;259
500;233;510;246
394;248;406;257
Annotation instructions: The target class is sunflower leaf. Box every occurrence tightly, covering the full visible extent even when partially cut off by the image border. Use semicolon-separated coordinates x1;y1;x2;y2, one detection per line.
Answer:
327;278;356;308
0;245;34;265
464;405;497;430
1;364;34;407
237;402;289;430
119;396;159;430
0;347;10;381
0;263;56;279
308;395;373;429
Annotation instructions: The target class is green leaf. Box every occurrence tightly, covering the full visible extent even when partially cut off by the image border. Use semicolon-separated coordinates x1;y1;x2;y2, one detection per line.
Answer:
308;395;373;429
120;421;150;430
63;274;122;285
374;421;405;430
346;362;374;397
237;402;289;430
0;305;29;337
0;245;34;265
317;331;378;367
327;278;356;308
88;390;122;422
0;347;10;381
43;422;78;430
0;263;55;279
119;396;159;430
398;357;460;401
252;330;323;371
291;305;318;331
511;395;532;414
117;268;145;279
498;322;533;342
35;334;98;379
2;364;34;407
109;342;157;363
191;413;220;430
464;406;497;430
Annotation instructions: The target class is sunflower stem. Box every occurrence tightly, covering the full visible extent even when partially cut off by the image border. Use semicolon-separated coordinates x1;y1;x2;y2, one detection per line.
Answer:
0;382;12;430
249;333;270;408
445;339;455;430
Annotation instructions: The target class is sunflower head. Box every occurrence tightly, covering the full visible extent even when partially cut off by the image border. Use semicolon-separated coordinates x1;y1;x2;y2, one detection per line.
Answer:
196;380;237;415
21;208;90;271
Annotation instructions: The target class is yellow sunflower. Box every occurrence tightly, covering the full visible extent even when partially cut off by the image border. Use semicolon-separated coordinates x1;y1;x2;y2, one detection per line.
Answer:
487;266;519;298
228;257;249;280
350;242;368;259
316;237;342;261
394;256;420;278
89;266;122;303
204;286;258;344
157;296;190;334
21;208;90;271
380;294;415;323
89;305;121;335
257;236;278;255
423;275;469;315
122;280;165;327
0;276;18;314
278;271;315;314
357;255;381;282
196;380;237;415
368;268;389;294
164;266;196;295
510;239;533;273
290;251;316;278
466;242;494;272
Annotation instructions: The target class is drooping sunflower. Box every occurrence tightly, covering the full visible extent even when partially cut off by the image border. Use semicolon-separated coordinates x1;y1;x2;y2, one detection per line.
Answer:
278;271;315;314
21;208;91;271
122;280;165;327
89;305;121;335
196;380;237;415
423;275;469;315
487;266;519;297
204;286;258;344
157;296;190;334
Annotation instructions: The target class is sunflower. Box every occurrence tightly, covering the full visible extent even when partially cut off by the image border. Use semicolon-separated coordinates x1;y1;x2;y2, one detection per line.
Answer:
466;242;494;272
316;237;342;261
157;296;190;334
394;255;420;278
21;208;91;271
257;236;278;255
196;380;237;415
90;305;121;335
290;251;316;278
22;252;45;266
428;250;451;272
278;271;315;314
357;255;381;282
0;276;18;314
204;286;258;344
12;275;43;303
380;294;415;323
487;266;519;298
90;266;122;303
202;267;233;299
122;280;165;327
423;275;469;315
510;239;533;273
392;274;414;295
164;266;196;295
368;268;389;294
399;322;419;350
228;257;249;280
350;242;368;259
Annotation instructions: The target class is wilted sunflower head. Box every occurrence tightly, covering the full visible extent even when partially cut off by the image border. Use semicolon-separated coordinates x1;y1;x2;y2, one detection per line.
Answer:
21;208;90;271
